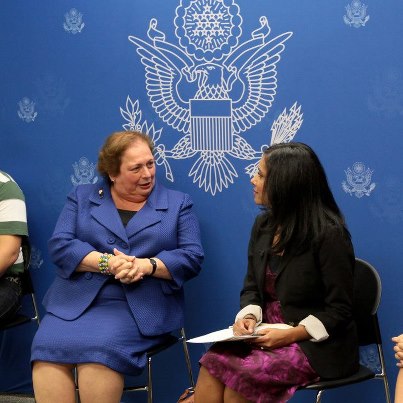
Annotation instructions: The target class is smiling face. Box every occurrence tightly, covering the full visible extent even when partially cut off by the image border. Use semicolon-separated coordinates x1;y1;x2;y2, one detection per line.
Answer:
110;139;155;203
251;156;268;206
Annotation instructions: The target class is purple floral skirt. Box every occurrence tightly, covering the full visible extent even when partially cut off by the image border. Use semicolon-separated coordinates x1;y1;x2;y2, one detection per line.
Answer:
200;340;318;403
199;268;319;402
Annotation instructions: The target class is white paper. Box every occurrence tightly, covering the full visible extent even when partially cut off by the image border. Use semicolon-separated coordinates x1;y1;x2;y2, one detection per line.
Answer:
187;323;292;343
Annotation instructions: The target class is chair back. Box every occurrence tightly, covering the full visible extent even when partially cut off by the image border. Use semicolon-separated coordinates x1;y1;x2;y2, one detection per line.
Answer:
298;258;391;403
353;258;382;346
19;236;34;295
21;236;31;272
20;269;36;296
0;238;40;329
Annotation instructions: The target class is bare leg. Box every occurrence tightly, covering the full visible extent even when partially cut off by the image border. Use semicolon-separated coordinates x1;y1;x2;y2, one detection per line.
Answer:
194;366;225;403
223;386;252;403
32;361;76;403
77;363;124;403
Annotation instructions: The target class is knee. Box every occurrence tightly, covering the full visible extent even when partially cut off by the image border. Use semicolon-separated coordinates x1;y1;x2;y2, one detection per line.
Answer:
33;361;75;377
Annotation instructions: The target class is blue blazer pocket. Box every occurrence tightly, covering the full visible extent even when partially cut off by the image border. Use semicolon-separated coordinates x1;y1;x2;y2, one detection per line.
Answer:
43;275;106;320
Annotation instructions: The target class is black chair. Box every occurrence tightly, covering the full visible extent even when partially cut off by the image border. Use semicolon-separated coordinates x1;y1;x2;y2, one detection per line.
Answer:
0;240;40;399
74;327;194;403
299;258;391;403
124;327;194;403
0;269;40;331
0;240;40;331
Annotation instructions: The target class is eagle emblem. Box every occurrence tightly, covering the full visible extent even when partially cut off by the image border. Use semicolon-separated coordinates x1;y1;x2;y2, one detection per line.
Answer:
126;0;295;195
343;0;370;28
342;162;376;198
17;97;38;123
63;8;85;34
71;157;98;186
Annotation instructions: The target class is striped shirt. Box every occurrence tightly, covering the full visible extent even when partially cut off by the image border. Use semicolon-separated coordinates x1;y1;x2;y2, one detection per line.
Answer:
0;171;28;275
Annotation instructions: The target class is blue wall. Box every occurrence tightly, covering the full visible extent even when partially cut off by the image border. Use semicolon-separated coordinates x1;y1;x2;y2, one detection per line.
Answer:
1;1;402;402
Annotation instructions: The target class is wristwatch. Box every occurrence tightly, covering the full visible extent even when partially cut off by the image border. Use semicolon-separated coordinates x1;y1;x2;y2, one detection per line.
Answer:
149;258;157;276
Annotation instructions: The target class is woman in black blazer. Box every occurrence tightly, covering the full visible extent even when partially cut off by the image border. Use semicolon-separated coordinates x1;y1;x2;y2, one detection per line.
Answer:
191;143;359;403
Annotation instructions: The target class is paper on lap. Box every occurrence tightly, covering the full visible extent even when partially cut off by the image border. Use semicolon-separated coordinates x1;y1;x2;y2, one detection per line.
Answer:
187;323;292;343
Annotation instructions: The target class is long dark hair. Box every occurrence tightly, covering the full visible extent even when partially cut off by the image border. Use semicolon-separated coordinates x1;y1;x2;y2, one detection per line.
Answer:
262;142;349;254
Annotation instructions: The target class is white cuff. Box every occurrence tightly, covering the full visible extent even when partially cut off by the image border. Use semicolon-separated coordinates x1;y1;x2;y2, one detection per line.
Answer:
235;305;262;325
299;315;329;342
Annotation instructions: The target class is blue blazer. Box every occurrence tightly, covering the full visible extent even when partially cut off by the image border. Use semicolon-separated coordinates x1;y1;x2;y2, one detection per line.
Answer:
44;180;204;336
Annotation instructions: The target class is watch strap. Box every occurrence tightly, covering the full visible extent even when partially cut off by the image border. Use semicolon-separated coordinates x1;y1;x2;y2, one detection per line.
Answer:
149;258;157;276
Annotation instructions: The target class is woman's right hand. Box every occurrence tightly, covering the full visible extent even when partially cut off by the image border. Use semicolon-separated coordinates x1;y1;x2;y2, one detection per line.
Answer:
232;317;257;336
108;249;134;273
110;248;143;283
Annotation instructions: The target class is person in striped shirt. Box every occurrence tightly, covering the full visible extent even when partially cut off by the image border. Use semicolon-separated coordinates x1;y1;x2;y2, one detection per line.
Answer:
0;170;29;324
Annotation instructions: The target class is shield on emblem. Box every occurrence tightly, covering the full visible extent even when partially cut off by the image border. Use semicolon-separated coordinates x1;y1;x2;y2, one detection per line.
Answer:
190;99;233;151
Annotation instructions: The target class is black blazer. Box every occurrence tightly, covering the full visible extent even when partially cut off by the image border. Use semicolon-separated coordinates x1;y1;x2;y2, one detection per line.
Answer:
240;213;359;379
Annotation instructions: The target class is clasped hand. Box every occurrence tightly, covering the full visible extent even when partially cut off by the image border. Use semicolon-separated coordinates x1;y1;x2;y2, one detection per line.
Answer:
233;318;295;350
392;334;403;367
107;248;144;284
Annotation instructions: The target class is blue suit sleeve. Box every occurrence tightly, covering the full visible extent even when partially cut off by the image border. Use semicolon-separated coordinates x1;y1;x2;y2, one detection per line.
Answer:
48;188;95;278
156;193;204;291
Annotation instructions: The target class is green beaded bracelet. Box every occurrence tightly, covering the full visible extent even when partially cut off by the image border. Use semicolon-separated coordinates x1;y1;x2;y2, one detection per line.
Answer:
98;253;113;275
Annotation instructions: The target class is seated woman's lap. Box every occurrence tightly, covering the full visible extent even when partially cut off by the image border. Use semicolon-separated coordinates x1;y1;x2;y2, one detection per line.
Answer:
31;282;169;375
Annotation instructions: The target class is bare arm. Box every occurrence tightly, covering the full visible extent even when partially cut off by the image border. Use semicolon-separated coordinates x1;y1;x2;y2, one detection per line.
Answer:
249;325;311;350
76;249;172;283
130;257;172;280
396;369;403;403
0;234;22;277
113;250;172;281
232;315;310;349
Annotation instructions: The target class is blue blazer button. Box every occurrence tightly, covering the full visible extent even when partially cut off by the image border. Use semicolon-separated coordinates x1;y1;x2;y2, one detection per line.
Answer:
85;272;93;279
107;237;116;244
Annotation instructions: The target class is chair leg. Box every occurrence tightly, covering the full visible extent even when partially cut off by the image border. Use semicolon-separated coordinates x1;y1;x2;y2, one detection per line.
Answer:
382;376;391;403
147;356;153;403
376;344;392;403
180;328;195;387
31;294;41;325
74;366;80;403
315;389;323;403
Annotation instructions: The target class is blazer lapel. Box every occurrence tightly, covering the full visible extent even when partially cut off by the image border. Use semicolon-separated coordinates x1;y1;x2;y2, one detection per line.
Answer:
253;228;290;290
254;231;270;297
89;184;128;242
125;182;168;238
275;253;292;279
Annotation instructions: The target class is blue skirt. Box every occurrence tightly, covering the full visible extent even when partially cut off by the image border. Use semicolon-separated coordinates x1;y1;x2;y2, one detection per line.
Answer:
31;281;169;375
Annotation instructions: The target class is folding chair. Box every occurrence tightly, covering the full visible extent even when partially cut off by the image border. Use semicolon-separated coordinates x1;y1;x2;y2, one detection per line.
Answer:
0;240;40;399
299;257;391;403
0;239;40;331
74;327;194;403
0;269;40;331
124;327;194;402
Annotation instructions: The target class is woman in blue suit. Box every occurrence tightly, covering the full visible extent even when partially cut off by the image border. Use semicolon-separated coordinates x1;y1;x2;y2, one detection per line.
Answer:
31;131;204;403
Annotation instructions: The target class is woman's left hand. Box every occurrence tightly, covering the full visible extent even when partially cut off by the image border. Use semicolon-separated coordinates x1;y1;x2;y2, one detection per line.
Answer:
249;325;310;350
115;263;144;283
113;248;144;283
